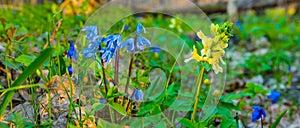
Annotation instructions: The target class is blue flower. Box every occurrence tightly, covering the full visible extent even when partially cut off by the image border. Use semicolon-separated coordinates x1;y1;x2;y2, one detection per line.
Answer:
101;47;116;63
67;41;77;59
121;23;151;52
132;88;143;102
136;23;146;35
82;26;102;59
99;34;122;63
251;106;266;122
68;66;73;75
104;34;122;49
121;37;151;52
100;98;107;104
82;26;98;41
267;90;281;104
137;36;151;51
121;38;134;52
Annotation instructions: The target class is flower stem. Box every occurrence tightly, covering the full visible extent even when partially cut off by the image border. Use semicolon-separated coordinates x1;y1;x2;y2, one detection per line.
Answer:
122;34;138;106
114;49;120;86
101;59;108;94
191;67;205;121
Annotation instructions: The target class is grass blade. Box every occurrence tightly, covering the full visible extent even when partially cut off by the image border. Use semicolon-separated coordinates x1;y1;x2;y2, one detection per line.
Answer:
270;110;288;128
0;48;55;118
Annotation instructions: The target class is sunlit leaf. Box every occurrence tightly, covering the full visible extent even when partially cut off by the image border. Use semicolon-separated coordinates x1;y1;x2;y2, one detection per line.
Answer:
109;103;126;115
15;54;35;66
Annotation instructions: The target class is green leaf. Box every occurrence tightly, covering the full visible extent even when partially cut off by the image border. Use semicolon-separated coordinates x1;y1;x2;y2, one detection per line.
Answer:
109;103;126;115
155;120;167;128
92;103;106;111
3;58;20;70
15;54;35;66
201;62;212;72
0;122;9;128
97;118;120;128
178;118;196;128
139;76;150;83
220;118;236;128
270;110;288;128
0;48;55;118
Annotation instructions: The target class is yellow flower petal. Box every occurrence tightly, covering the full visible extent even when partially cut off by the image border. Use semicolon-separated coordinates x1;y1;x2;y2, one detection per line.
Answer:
197;31;206;39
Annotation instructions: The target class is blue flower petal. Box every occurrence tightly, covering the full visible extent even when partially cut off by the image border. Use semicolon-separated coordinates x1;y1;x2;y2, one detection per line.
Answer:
67;41;76;59
251;106;266;122
138;36;151;47
82;26;98;41
101;50;109;60
68;66;73;75
121;38;134;52
252;109;261;122
261;108;267;118
132;88;143;101
267;91;281;104
114;34;122;48
136;23;146;35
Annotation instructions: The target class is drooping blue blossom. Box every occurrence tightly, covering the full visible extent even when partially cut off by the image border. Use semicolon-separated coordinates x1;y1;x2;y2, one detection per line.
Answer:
251;106;266;122
121;23;151;52
104;34;122;49
267;90;281;104
136;23;146;35
68;66;73;75
132;88;143;102
81;26;123;63
82;26;98;41
121;38;134;52
99;34;122;63
137;36;151;51
67;41;77;59
82;26;102;59
100;98;107;104
101;47;116;63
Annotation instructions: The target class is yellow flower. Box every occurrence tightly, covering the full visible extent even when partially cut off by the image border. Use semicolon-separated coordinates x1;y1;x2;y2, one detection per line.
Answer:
184;46;209;63
186;23;230;74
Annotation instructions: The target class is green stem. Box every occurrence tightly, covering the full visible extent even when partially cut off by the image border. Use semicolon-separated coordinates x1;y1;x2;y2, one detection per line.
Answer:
100;59;108;94
288;71;292;87
261;115;264;128
114;49;119;86
191;67;205;121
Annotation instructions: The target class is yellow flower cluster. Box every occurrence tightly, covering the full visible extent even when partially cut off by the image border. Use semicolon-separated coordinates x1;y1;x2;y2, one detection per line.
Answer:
186;24;229;74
